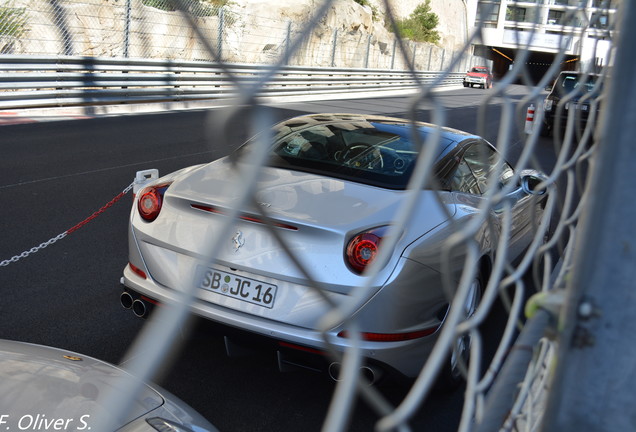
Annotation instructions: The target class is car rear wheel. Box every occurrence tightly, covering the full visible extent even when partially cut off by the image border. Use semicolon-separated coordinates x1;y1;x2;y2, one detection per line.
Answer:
436;271;483;391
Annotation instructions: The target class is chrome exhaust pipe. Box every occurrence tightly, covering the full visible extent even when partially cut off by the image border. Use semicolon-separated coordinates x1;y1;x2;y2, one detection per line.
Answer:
360;365;381;385
132;299;148;318
120;291;134;309
328;362;341;381
328;362;382;385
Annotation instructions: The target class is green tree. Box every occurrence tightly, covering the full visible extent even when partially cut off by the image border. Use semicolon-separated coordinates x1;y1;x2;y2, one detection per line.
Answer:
0;3;27;38
395;0;441;44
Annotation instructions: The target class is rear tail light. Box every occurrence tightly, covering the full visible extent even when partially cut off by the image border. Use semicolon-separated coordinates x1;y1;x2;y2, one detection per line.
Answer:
345;226;387;274
337;327;440;342
137;183;172;222
191;204;298;230
128;262;147;279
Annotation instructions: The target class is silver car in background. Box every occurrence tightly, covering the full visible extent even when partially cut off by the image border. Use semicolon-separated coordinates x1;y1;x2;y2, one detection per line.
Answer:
120;113;548;386
0;339;217;432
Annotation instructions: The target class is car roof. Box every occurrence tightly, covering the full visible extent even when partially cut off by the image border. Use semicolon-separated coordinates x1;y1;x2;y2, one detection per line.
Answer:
558;70;600;76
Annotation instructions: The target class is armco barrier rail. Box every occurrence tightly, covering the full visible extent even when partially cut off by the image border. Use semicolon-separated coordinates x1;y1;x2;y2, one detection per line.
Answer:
0;55;463;110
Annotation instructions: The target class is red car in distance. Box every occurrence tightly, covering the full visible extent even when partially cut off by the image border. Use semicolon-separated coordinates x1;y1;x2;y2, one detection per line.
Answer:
463;66;493;89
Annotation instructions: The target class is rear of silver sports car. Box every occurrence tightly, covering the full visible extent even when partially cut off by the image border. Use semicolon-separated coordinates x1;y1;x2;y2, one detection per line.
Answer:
121;158;457;380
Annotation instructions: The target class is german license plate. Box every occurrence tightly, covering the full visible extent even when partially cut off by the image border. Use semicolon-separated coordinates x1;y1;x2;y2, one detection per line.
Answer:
566;103;588;111
199;268;277;308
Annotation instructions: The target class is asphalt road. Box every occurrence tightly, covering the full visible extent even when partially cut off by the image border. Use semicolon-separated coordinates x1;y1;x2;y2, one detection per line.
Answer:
0;85;556;431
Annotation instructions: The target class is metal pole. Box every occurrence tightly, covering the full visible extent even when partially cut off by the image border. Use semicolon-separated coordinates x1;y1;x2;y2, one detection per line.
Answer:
124;0;131;58
390;39;396;69
427;45;433;71
412;43;417;70
217;7;224;60
364;34;371;69
541;2;636;431
286;20;292;65
331;28;338;67
440;49;445;71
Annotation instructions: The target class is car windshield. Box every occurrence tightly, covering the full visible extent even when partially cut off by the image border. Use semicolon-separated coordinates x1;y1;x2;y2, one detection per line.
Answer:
238;119;456;190
471;67;487;73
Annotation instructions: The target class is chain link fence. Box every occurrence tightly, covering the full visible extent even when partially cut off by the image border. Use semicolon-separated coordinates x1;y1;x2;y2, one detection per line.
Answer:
0;0;485;71
1;0;628;431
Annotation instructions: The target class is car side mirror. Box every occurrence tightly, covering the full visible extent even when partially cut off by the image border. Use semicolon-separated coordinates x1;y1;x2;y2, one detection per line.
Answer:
521;174;547;195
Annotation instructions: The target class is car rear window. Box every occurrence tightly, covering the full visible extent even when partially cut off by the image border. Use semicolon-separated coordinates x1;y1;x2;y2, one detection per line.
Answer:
556;73;601;95
263;120;454;190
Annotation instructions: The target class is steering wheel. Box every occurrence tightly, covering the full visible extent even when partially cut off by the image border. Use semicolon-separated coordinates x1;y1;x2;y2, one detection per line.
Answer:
341;143;384;169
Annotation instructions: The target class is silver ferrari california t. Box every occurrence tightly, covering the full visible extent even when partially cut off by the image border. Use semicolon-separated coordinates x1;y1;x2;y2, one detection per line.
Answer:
120;113;548;386
0;339;217;432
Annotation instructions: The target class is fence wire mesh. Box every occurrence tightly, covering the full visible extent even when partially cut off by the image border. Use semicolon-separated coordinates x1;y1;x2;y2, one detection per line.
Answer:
0;0;623;431
0;0;483;71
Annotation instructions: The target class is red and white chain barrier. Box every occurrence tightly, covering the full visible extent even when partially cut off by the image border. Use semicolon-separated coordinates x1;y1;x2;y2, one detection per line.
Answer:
0;182;134;267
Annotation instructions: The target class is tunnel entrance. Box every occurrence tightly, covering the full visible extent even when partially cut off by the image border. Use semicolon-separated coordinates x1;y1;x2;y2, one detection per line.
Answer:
474;45;579;85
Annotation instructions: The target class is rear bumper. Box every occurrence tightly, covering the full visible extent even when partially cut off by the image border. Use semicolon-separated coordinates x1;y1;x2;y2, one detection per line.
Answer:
463;76;488;85
542;109;597;133
120;263;440;379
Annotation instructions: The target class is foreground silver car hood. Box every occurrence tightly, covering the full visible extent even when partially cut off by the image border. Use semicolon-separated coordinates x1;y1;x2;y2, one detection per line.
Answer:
0;340;163;430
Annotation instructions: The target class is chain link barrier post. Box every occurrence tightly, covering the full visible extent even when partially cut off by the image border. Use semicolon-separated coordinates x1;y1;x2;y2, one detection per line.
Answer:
0;182;134;267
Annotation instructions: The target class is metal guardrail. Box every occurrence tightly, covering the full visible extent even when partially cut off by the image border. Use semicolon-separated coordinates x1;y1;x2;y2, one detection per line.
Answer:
0;55;463;110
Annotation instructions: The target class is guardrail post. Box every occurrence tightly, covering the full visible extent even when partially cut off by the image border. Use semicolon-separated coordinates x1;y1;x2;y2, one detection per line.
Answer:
427;45;433;71
440;49;446;71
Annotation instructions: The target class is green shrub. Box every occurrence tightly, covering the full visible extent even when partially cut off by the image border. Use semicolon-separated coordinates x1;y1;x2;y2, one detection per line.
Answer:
0;4;27;38
142;0;177;12
394;0;441;44
142;0;228;17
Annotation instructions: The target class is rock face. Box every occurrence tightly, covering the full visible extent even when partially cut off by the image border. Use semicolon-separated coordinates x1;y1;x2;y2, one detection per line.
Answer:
225;0;468;68
366;0;469;51
2;0;469;70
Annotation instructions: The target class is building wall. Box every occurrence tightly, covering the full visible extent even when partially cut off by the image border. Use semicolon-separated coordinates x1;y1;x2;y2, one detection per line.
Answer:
466;0;617;73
